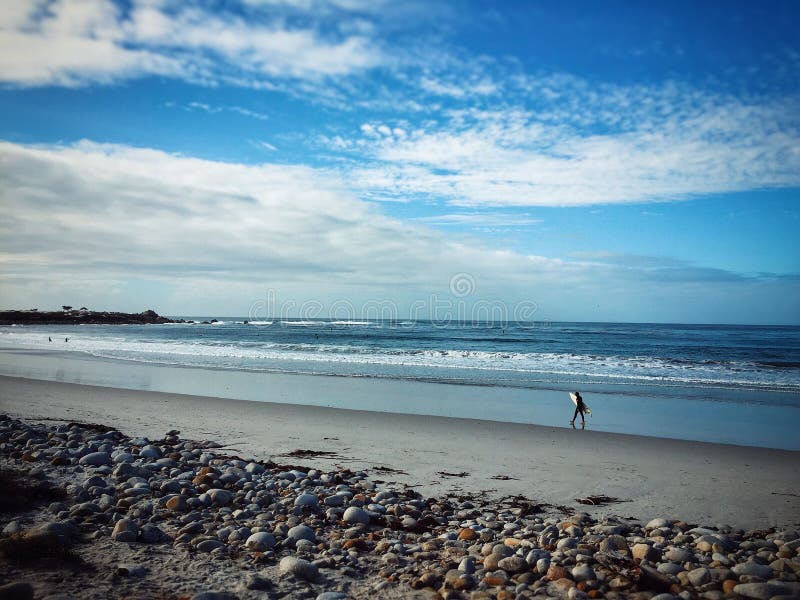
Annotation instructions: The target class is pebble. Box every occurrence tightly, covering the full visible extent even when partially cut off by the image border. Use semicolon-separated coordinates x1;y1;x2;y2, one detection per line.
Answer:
459;556;476;574
207;489;233;506
687;567;711;586
245;532;276;551
2;520;22;535
665;548;694;563
572;564;596;581
658;562;684;575
342;506;370;525
286;524;315;544
197;539;226;552
324;494;347;507
139;445;161;459
294;493;318;508
78;452;111;466
497;555;527;573
600;534;630;555
632;543;660;562
733;582;791;600
732;561;773;579
646;518;672;529
279;556;319;581
3;415;798;600
111;518;138;542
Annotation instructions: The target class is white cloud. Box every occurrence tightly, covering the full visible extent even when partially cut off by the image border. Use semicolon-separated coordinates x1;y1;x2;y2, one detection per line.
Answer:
0;0;186;86
252;140;277;151
182;102;269;121
230;106;269;120
417;213;541;227
1;140;796;322
419;75;498;98
0;140;538;292
345;89;800;206
0;0;381;87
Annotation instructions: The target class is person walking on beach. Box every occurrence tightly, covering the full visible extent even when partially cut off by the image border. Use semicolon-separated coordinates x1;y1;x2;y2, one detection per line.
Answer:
571;391;586;428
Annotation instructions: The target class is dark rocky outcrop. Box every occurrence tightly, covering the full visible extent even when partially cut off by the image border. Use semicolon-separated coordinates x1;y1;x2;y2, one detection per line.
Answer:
0;308;179;325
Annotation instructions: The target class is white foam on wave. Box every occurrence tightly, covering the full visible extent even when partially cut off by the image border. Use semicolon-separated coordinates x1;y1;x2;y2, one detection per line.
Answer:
1;328;798;391
247;321;273;325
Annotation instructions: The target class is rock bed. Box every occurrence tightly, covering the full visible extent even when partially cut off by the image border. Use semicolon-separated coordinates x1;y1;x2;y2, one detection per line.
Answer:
0;415;798;600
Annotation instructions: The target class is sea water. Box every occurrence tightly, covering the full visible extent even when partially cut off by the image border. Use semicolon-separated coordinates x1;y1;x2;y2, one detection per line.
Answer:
1;320;798;448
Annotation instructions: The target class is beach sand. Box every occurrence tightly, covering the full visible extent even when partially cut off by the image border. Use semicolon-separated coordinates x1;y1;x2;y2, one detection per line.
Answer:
1;375;797;529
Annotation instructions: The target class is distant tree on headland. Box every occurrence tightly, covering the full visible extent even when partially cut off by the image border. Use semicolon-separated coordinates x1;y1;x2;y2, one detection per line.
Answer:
62;305;72;311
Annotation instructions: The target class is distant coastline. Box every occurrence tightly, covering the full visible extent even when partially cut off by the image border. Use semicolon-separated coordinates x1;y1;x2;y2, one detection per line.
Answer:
0;308;178;325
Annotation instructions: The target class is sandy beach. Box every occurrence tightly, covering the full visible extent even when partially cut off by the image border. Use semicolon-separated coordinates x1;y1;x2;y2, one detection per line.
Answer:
2;374;800;600
1;375;797;530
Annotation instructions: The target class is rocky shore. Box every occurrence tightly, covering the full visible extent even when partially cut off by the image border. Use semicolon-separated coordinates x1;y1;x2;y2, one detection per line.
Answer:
0;416;798;600
0;309;177;325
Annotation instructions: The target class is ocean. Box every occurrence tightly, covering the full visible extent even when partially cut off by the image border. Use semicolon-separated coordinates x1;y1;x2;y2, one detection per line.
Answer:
1;320;799;449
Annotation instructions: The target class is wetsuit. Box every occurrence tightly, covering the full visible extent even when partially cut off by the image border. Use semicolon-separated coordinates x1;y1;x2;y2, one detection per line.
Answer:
572;396;586;422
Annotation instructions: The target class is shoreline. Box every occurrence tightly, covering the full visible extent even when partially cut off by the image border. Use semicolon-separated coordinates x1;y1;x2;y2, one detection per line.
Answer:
1;375;798;530
1;349;799;451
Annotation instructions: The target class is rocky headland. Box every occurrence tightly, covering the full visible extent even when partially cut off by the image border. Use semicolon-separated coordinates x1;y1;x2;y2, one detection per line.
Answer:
0;309;177;326
0;416;798;600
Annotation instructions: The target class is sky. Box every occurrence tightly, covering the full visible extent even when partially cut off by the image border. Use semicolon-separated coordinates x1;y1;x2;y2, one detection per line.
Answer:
0;0;799;324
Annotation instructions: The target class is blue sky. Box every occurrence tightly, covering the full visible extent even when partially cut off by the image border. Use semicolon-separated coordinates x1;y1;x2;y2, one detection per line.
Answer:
0;0;798;323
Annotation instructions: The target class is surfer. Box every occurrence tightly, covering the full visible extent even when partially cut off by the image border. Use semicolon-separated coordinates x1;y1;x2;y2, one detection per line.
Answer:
570;391;586;427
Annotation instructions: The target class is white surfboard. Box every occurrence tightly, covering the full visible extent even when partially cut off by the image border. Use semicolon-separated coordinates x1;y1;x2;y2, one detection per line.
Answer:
569;392;592;416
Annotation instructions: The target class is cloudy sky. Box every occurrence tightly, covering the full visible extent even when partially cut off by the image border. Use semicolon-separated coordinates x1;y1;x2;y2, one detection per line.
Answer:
1;0;798;323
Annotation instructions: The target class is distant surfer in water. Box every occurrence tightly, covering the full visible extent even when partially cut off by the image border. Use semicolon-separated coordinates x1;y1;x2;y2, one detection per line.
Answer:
570;391;586;428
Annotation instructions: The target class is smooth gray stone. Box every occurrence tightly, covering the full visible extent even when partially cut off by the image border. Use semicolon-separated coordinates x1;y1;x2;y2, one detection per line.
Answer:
279;556;319;581
287;524;316;544
245;532;276;551
78;452;111;466
572;564;596;582
342;506;370;524
207;489;233;506
139;524;170;544
687;567;711;586
733;582;790;600
324;494;347;507
732;561;773;579
665;548;694;563
459;556;475;574
111;519;138;542
294;493;318;508
197;539;225;553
